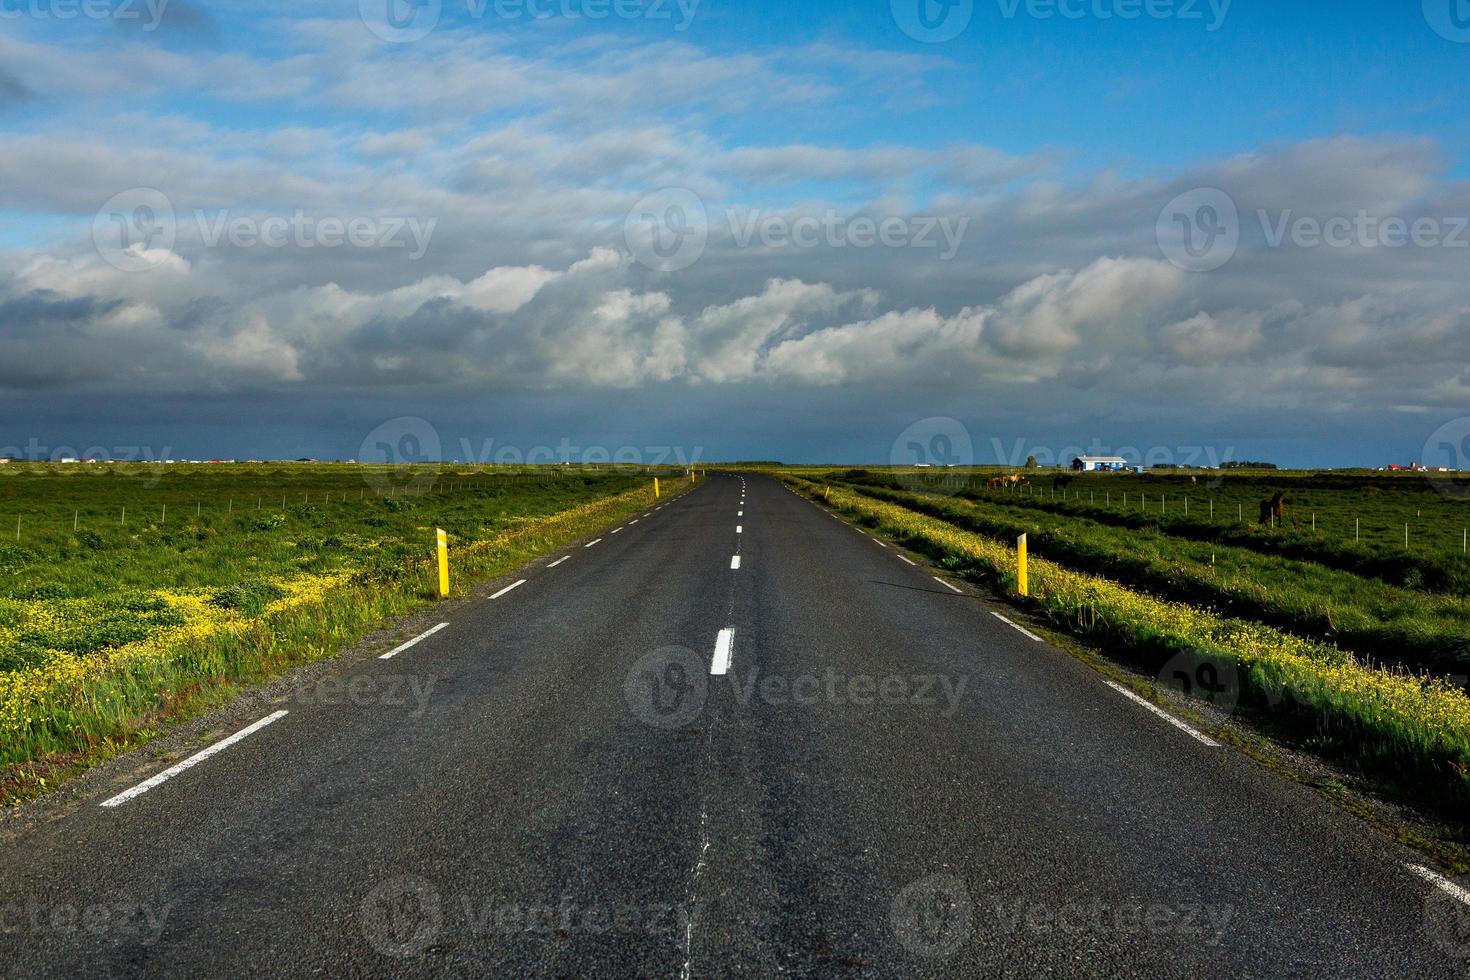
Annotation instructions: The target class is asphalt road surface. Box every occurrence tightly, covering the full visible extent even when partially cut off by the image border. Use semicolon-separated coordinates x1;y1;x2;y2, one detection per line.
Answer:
2;474;1468;977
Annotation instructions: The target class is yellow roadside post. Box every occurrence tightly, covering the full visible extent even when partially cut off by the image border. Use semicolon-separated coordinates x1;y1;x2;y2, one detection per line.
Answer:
1017;533;1029;597
436;528;450;598
654;477;661;498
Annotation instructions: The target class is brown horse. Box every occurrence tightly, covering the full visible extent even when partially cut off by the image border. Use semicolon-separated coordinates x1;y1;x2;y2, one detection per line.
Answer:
1258;492;1285;525
1053;474;1074;491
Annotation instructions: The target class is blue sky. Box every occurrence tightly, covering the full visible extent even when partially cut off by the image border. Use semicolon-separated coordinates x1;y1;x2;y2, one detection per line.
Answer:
1;0;1469;467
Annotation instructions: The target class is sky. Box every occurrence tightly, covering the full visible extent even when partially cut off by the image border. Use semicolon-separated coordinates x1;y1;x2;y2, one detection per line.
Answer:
1;0;1469;468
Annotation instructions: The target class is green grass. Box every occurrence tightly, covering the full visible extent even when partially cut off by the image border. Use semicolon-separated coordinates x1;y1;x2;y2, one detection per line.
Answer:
823;467;1470;594
0;463;641;597
0;463;684;802
826;475;1470;680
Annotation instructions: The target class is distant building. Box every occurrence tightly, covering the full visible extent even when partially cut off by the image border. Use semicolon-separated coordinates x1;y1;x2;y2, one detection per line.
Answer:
1072;456;1131;472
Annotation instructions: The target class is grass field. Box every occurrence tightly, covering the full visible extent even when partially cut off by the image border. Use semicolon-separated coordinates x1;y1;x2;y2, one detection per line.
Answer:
825;474;1470;679
782;466;1470;593
0;463;682;800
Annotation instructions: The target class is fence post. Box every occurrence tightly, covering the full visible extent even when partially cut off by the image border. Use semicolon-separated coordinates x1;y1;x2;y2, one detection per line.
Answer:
436;528;450;598
654;477;660;499
1017;533;1029;597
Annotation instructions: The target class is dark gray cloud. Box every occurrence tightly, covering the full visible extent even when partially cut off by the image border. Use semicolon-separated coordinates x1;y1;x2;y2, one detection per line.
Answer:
0;67;34;105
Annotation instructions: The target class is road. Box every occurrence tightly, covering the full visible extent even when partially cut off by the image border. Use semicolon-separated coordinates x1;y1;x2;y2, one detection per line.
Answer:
1;473;1467;977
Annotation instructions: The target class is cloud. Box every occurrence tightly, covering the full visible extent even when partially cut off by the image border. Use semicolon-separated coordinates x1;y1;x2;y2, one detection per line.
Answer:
0;66;34;105
2;13;1470;457
1158;311;1265;366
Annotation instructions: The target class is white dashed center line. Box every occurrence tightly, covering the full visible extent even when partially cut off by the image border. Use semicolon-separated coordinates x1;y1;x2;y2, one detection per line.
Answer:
490;579;526;600
380;622;450;660
711;628;735;675
100;710;290;808
1105;680;1220;747
730;555;741;570
736;525;743;534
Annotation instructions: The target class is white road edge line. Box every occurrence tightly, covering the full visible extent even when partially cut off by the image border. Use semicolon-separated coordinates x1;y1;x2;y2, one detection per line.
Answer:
548;556;569;568
991;611;1043;642
585;538;603;548
629;519;639;524
897;555;917;566
1407;865;1470;907
100;710;290;808
491;579;527;600
730;555;741;570
711;628;735;675
1105;680;1221;747
611;527;623;534
380;622;450;660
933;576;963;594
